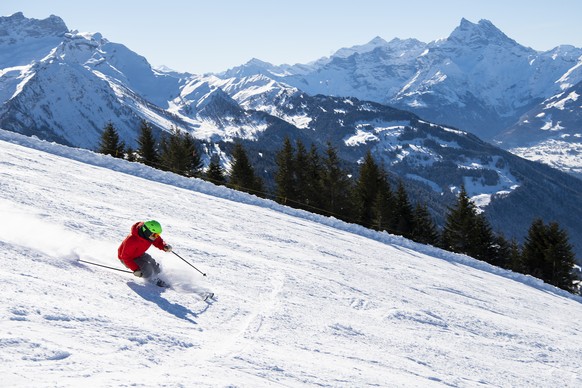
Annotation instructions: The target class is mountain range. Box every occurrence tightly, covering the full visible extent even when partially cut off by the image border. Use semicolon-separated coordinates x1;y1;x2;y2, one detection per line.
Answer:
1;12;582;259
223;19;582;178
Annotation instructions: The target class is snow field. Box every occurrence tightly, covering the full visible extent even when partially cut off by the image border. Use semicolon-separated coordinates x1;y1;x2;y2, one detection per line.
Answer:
1;130;582;387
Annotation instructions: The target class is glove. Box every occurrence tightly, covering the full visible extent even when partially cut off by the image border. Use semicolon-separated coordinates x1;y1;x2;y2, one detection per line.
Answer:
164;244;172;253
133;270;143;278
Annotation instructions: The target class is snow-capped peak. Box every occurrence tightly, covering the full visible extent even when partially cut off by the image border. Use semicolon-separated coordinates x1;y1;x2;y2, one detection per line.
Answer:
0;12;68;68
220;58;282;78
332;36;390;58
447;18;519;48
0;12;68;42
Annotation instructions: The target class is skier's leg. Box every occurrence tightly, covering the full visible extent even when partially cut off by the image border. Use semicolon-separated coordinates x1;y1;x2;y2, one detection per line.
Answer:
134;253;156;278
135;254;166;286
147;257;165;286
150;257;161;274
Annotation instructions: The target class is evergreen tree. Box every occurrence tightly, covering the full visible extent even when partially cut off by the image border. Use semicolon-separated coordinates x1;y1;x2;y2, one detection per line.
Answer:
522;218;548;279
320;143;353;220
371;177;393;232
522;219;577;292
293;140;310;209
353;151;383;228
228;142;264;196
545;222;577;291
489;233;512;269
411;203;440;246
159;128;202;177
508;238;524;274
159;130;179;173
205;154;226;185
302;143;324;212
137;120;159;167
442;185;497;263
442;185;476;255
391;181;414;238
125;146;137;162
98;122;125;158
181;131;203;177
274;137;296;205
472;213;498;263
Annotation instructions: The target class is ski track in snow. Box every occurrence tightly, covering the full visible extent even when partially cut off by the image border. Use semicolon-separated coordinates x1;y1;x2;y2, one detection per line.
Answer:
1;129;582;387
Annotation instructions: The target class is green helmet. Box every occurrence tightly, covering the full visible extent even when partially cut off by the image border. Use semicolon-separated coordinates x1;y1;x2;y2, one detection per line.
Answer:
143;220;162;234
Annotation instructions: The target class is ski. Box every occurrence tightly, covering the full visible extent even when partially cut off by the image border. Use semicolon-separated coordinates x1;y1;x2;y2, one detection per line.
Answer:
202;292;215;301
79;260;212;299
154;278;170;288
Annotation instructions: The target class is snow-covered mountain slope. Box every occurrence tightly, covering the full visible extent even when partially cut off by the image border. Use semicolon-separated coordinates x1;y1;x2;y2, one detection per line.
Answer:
228;19;582;140
0;13;215;148
3;13;582;177
0;12;67;112
2;13;582;180
221;19;582;176
0;13;291;150
0;12;66;68
497;80;582;179
199;86;582;259
2;129;582;387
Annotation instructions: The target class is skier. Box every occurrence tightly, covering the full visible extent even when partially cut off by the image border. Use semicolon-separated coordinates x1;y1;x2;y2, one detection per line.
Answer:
118;220;172;286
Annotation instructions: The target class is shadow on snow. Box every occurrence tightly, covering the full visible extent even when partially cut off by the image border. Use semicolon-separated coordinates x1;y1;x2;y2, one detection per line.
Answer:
127;282;201;325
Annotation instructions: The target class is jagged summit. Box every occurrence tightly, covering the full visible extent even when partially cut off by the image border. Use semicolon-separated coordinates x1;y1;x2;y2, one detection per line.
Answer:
447;18;518;47
0;12;69;68
220;57;282;78
368;36;389;45
0;12;68;40
239;57;273;68
332;36;390;58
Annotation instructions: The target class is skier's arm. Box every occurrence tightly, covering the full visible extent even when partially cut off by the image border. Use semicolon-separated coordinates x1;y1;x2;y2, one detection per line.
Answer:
152;236;166;250
153;237;172;252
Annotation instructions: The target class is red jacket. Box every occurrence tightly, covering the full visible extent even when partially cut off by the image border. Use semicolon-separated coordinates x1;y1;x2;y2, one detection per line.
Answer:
118;222;166;271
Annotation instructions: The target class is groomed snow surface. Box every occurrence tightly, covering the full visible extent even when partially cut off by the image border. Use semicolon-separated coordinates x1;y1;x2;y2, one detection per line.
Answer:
1;129;581;387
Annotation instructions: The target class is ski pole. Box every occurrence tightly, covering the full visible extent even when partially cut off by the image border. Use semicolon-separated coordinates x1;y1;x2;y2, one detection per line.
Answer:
172;251;207;276
78;259;132;273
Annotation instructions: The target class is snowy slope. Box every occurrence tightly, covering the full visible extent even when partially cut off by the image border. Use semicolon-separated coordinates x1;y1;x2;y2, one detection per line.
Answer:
1;128;581;387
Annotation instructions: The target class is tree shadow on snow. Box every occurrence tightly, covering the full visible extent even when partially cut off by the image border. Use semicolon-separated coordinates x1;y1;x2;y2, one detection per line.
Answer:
127;282;199;325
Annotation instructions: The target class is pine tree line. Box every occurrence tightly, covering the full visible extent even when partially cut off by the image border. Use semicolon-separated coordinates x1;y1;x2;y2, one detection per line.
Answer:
272;137;580;294
274;139;441;243
99;120;204;177
98;123;580;294
97;121;263;193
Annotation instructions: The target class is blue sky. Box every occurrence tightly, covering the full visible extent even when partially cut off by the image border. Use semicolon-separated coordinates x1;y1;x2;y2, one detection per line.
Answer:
2;0;582;74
